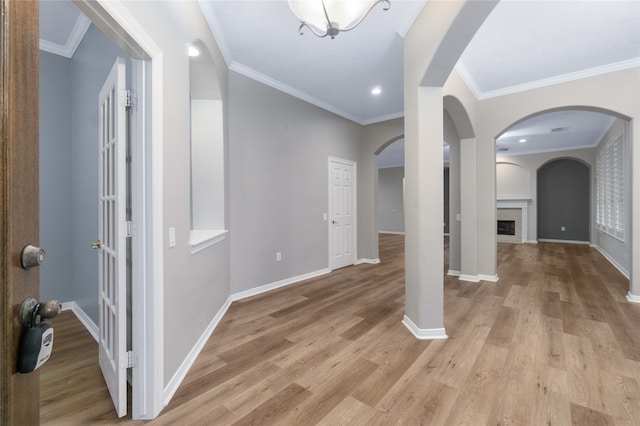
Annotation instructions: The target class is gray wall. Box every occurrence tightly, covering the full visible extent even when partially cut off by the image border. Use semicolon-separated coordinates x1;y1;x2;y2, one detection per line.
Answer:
537;159;590;241
377;166;404;233
39;25;129;322
229;71;362;293
70;25;130;323
40;51;73;302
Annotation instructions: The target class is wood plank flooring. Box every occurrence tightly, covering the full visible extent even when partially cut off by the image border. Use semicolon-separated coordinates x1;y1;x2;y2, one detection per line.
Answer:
41;235;640;425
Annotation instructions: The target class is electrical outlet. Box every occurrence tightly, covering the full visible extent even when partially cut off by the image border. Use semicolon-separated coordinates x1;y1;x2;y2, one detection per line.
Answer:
561;226;565;232
276;252;282;262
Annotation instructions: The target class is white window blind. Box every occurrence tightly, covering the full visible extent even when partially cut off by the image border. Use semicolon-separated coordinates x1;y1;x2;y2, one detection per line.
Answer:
596;129;625;241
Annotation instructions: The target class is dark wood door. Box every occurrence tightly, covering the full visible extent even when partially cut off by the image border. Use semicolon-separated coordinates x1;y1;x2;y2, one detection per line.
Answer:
1;0;40;424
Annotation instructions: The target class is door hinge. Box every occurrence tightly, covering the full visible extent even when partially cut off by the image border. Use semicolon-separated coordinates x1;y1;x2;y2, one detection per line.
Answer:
121;351;138;369
123;89;136;108
125;221;136;238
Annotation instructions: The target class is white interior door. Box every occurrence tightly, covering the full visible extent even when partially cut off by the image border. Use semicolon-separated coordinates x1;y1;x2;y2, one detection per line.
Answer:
98;57;127;418
329;158;356;269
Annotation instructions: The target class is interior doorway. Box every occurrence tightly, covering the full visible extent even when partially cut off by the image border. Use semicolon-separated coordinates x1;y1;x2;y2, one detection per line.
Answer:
38;0;160;419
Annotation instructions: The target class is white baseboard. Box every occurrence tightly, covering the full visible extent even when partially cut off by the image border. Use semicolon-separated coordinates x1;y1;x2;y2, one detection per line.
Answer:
593;245;630;279
459;274;480;283
527;240;538;244
626;292;640;304
447;270;461;277
162;266;331;405
537;238;590;245
61;301;98;342
230;268;331;302
479;274;499;283
163;296;233;405
355;258;380;265
402;315;447;340
378;231;405;235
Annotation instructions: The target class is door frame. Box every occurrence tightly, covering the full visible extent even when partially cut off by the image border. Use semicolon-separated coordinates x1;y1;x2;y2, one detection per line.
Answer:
73;1;164;419
328;157;357;270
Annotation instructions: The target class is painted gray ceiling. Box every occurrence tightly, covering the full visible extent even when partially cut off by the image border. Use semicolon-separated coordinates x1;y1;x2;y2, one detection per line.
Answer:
39;0;639;161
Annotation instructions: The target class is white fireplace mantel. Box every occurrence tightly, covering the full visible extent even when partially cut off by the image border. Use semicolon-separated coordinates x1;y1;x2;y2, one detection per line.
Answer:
496;198;530;243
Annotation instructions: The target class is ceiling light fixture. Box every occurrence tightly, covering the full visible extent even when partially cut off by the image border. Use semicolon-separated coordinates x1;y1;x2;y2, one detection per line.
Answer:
371;87;382;95
519;138;527;143
288;0;390;40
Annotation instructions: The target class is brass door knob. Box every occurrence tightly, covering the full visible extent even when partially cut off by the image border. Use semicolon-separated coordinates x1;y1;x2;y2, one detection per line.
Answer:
91;241;101;249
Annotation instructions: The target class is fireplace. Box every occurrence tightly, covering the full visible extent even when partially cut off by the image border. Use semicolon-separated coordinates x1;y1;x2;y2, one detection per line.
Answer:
497;220;515;236
496;199;530;244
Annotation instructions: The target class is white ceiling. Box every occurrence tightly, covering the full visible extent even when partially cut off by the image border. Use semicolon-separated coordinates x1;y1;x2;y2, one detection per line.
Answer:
39;0;640;160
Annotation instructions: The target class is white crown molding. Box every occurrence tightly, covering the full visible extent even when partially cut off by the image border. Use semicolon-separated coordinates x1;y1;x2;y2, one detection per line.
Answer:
362;110;405;126
402;315;447;340
39;14;91;58
230;61;366;124
593;116;617;147
496;142;601;158
477;58;640;100
454;60;483;100
197;0;233;66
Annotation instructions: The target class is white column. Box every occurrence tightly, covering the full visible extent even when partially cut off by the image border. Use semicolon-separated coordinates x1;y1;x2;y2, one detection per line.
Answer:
459;137;478;282
402;86;447;339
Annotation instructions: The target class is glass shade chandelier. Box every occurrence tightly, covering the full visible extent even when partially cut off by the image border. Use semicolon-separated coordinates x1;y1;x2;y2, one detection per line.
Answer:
288;0;391;39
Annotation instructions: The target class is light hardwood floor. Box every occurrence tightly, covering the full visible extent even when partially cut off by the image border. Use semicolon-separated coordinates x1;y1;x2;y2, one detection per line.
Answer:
41;234;640;425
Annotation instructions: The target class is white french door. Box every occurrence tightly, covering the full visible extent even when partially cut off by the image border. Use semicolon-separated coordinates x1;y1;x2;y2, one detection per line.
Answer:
329;157;357;270
98;57;127;418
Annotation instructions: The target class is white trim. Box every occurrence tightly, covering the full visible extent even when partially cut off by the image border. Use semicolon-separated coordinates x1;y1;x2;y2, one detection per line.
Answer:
459;274;480;283
462;58;640;101
355;258;380;265
378;230;405;235
231;268;331;302
231;62;363;124
361;111;405;126
402;315;447;340
162;267;330;403
163;297;232;405
62;301;99;342
75;0;165;419
196;0;233;66
497;200;529;243
189;229;228;255
626;292;640;304
527;240;538;244
454;61;483;100
328;157;358;270
447;270;461;277
479;274;499;283
593;244;630;279
39;14;91;58
538;239;590;245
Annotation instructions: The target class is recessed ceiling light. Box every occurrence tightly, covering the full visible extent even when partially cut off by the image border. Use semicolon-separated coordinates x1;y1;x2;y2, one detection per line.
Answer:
519;138;527;143
371;87;382;95
188;45;201;57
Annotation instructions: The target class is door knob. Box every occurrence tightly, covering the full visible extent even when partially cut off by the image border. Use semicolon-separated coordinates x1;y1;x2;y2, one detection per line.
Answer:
331;220;337;224
21;244;45;269
18;297;61;327
91;240;101;249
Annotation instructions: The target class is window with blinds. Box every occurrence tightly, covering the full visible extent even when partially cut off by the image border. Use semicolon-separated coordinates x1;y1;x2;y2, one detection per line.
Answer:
596;129;625;241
